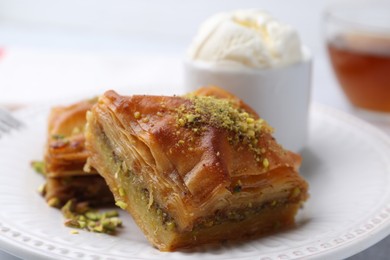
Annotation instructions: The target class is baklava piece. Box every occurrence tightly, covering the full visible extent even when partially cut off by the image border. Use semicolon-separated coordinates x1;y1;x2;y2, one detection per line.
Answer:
85;86;308;251
43;99;114;207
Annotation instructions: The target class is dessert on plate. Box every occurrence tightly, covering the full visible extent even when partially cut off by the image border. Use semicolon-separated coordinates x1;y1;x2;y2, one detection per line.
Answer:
85;86;308;251
42;98;114;207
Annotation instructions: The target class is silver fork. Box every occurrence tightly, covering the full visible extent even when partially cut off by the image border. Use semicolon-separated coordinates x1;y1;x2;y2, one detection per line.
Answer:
0;107;23;138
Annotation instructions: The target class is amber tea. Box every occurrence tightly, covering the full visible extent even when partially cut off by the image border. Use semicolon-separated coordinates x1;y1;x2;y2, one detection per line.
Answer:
328;34;390;112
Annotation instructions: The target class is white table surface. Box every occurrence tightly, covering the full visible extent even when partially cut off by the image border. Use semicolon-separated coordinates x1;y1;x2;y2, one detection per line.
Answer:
0;24;389;260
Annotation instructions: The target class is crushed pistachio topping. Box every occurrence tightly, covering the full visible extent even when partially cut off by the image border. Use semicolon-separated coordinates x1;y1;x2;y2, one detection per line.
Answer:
134;111;141;119
177;95;273;163
61;200;122;234
183;95;272;135
263;158;270;168
31;161;46;176
178;118;185;126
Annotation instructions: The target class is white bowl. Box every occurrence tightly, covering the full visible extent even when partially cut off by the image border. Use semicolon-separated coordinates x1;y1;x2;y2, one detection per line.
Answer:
184;47;312;152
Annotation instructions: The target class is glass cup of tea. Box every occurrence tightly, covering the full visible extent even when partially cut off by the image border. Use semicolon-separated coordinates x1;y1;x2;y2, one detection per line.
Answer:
324;3;390;115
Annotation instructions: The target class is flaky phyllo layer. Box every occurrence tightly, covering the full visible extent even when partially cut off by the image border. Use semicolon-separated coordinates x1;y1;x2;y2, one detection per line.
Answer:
45;98;98;177
85;86;308;250
43;98;114;207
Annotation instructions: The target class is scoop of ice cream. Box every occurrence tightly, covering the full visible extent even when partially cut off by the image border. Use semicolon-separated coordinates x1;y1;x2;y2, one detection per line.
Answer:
187;9;303;68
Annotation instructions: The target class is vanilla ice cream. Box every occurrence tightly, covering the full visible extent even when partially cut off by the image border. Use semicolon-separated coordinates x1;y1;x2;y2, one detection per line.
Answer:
187;9;303;68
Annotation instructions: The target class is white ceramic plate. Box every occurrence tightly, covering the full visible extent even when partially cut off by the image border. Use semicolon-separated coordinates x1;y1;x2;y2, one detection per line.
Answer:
1;104;390;260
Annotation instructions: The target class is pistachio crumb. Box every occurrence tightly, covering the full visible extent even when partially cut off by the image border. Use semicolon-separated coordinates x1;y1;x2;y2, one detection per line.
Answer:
85;212;99;221
166;221;176;231
185;114;196;123
134;111;141;119
31;161;46;176
78;221;87;229
263;158;269;168
119;187;125;197
246;117;255;124
61;200;122;234
47;197;60;208
247;130;255;138
104;210;119;218
115;201;128;209
178;118;185;126
83;160;92;173
93;225;104;233
240;123;248;132
37;183;46;195
291;187;301;198
70;230;79;234
51;134;65;140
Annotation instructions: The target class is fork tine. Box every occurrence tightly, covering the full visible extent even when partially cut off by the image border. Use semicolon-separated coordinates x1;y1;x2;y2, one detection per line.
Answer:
0;114;22;128
0;122;9;132
0;122;11;136
0;108;23;137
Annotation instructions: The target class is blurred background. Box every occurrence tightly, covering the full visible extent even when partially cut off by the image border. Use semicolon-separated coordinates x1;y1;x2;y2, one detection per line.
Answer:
0;0;369;108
